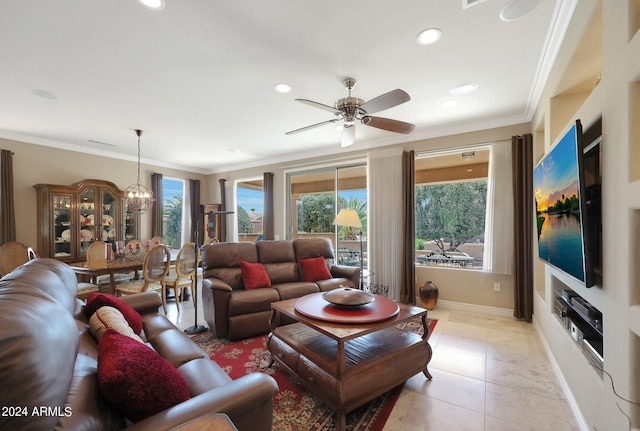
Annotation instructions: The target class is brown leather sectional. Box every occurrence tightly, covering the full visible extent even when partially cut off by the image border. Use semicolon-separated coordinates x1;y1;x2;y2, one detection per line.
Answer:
0;258;278;431
201;238;360;340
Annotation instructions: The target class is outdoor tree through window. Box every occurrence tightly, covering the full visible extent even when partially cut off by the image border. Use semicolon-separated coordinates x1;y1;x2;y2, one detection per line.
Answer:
414;150;489;269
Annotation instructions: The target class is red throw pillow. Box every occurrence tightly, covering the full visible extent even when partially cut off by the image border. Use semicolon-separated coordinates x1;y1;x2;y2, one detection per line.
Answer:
239;260;272;290
97;329;190;422
85;292;143;335
298;257;333;282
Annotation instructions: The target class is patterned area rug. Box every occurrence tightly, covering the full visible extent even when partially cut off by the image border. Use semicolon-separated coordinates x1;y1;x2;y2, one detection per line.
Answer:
190;318;436;431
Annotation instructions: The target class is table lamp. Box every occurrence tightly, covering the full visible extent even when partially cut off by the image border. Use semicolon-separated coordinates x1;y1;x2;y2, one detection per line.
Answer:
333;208;363;288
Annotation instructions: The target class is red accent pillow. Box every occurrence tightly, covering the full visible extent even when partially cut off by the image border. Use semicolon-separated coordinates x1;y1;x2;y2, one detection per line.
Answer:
240;260;272;290
298;257;333;282
97;329;190;422
85;292;143;335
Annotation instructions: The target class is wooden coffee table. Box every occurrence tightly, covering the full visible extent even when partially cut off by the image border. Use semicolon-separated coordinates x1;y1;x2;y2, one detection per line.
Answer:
267;292;432;431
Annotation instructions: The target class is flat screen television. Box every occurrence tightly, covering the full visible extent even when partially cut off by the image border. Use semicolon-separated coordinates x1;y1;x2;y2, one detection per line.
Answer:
534;120;590;285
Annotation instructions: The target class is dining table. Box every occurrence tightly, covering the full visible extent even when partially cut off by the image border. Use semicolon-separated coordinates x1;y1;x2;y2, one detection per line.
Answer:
68;257;146;296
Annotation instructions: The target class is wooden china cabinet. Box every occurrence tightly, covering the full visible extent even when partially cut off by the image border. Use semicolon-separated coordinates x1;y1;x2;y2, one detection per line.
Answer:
34;179;138;262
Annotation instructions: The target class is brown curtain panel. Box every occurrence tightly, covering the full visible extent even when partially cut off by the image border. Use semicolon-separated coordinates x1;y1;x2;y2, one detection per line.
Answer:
218;178;228;242
0;150;16;243
189;179;201;242
150;173;163;238
263;172;274;240
512;134;534;321
400;150;416;304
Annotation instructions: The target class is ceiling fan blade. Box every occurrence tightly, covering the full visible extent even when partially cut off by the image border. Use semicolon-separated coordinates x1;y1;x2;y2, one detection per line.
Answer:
359;89;410;114
341;124;356;147
296;99;343;115
361;116;415;134
285;118;339;135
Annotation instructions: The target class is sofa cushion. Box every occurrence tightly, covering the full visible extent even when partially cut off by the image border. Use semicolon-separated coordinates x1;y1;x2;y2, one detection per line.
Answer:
89;306;144;342
273;282;319;300
97;329;190;422
86;292;143;334
298;257;333;282
240;260;271;290
228;288;280;316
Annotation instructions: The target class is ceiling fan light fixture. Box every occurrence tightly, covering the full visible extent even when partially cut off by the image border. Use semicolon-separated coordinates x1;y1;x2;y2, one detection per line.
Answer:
450;82;478;95
416;28;442;45
138;0;165;10
275;83;292;93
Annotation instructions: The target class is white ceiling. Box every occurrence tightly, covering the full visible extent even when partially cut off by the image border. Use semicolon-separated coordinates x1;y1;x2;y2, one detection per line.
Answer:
0;0;574;174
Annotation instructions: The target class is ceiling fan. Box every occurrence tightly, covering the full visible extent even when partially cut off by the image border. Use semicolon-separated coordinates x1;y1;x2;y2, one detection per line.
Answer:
286;77;415;148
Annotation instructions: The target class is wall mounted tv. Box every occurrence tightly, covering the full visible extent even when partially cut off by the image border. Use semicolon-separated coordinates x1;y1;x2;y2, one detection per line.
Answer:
534;119;602;288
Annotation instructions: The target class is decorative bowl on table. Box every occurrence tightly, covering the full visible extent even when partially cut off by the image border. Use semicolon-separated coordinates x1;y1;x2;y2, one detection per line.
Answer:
322;287;375;307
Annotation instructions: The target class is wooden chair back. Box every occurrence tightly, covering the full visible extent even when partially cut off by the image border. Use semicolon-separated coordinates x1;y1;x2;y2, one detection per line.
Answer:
86;241;108;268
175;242;198;279
0;241;30;276
141;244;171;291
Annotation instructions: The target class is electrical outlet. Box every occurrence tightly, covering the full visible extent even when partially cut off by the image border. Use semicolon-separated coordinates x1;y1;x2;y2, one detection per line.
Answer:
493;282;501;292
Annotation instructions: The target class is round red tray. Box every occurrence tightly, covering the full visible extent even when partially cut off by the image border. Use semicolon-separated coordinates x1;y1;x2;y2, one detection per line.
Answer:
294;292;400;324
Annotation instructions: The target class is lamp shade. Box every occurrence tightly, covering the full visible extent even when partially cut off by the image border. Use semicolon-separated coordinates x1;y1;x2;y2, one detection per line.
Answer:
333;209;362;228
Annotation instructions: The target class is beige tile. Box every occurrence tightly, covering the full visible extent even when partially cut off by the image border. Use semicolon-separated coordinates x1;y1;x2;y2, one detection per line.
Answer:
434;333;487;357
384;394;485;431
486;382;576;430
486;357;565;400
410;369;486;413
429;346;486;380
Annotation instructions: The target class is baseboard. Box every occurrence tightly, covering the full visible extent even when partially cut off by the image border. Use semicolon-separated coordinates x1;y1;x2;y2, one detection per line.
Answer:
532;315;589;431
431;299;513;318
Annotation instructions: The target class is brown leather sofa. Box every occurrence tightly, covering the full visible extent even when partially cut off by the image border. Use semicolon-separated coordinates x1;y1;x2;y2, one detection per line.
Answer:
201;238;360;340
0;258;278;431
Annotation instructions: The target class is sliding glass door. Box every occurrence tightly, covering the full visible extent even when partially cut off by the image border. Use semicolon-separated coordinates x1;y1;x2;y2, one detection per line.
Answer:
287;164;367;269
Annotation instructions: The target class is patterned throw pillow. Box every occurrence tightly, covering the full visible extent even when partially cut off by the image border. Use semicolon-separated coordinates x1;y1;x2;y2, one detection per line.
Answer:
85;292;143;335
239;260;272;289
89;306;143;343
298;257;333;282
97;329;191;422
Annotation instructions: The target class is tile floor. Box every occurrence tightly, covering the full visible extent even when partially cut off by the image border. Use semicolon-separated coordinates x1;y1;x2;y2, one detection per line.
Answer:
162;295;580;431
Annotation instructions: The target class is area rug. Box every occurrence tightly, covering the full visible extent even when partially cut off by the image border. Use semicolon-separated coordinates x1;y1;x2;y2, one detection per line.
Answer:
190;318;436;431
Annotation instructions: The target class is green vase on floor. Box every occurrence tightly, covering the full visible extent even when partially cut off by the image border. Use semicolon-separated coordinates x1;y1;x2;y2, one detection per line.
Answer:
419;280;439;310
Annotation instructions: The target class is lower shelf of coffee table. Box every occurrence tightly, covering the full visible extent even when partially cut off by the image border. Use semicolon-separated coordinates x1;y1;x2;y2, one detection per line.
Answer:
268;322;431;414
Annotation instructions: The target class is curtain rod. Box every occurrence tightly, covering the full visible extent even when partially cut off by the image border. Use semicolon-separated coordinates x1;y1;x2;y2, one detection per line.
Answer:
415;138;511;159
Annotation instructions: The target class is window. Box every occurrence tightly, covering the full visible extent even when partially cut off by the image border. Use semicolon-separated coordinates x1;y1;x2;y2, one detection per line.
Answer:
162;177;184;250
287;164;367;269
236;179;264;241
414;149;489;269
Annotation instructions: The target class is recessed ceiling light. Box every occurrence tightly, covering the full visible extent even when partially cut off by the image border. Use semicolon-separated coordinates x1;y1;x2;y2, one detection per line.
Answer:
275;84;292;93
440;99;458;108
450;82;478;95
228;148;241;153
29;89;57;100
416;28;442;45
500;0;539;21
138;0;165;10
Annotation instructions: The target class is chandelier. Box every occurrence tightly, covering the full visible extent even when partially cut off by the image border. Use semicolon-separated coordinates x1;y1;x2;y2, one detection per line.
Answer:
125;129;153;214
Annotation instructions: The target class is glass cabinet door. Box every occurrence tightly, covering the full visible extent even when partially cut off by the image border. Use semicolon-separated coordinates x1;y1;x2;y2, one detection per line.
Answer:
53;194;72;258
102;190;117;248
124;201;137;244
79;188;96;257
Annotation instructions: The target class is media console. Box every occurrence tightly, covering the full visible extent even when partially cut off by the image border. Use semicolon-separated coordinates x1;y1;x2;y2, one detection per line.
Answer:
553;288;603;376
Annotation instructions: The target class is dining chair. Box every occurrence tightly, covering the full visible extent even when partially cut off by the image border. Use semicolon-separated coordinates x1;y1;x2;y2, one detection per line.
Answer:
151;236;166;245
116;244;171;313
164;242;199;312
0;241;30;277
